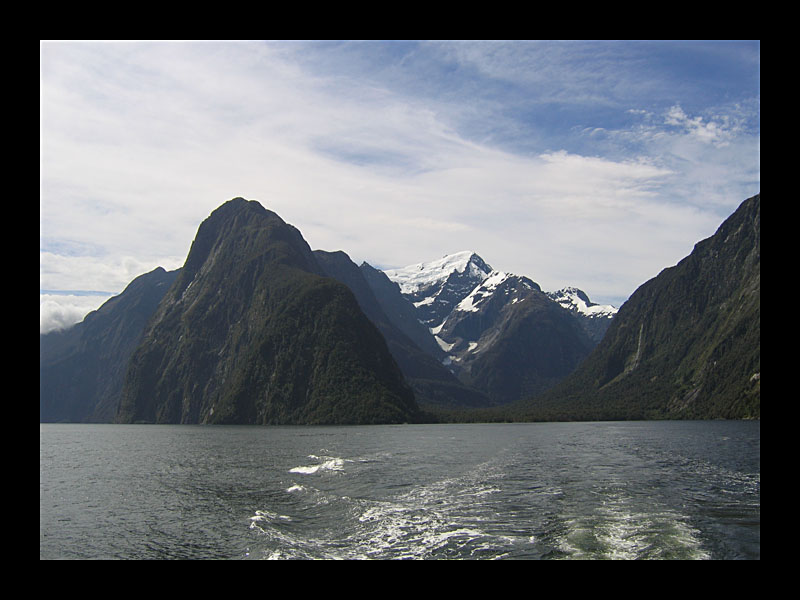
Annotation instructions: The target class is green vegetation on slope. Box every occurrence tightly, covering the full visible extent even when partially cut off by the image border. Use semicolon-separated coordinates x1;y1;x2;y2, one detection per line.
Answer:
117;198;418;425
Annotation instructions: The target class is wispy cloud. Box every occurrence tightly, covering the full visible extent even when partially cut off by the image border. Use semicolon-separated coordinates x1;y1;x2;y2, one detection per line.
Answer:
40;41;759;330
664;104;741;146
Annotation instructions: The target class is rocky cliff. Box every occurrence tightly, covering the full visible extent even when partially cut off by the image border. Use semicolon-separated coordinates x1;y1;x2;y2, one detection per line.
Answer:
522;194;760;420
116;198;419;425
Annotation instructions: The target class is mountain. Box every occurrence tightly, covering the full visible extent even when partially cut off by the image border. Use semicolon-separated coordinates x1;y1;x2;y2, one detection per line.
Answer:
383;251;493;330
313;250;492;408
382;252;599;405
115;198;418;425
429;269;596;404
40;266;179;422
522;194;760;421
43;194;756;424
359;262;445;360
546;287;618;343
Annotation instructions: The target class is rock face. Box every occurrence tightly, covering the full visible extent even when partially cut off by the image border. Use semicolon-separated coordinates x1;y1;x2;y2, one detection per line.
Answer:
40;266;179;422
359;262;445;360
115;198;418;425
437;277;596;405
524;194;761;421
381;252;598;405
314;250;492;408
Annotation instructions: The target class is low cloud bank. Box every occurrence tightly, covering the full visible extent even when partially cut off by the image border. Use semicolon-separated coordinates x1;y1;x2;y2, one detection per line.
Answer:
40;293;112;334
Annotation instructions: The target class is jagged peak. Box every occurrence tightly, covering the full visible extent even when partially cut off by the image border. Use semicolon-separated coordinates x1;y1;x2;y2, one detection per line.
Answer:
547;287;618;317
383;251;492;294
553;286;591;304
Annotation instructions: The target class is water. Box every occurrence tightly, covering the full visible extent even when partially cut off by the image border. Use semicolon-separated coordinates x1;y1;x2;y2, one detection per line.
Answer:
40;420;760;560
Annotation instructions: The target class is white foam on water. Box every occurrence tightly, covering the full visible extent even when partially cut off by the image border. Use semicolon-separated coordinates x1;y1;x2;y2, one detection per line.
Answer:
340;463;535;559
354;498;489;559
289;455;348;475
555;492;711;560
253;456;539;559
249;509;292;525
251;522;339;560
288;464;322;474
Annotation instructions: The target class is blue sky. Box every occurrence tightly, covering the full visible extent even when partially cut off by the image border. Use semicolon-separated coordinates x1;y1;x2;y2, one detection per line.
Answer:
40;40;760;333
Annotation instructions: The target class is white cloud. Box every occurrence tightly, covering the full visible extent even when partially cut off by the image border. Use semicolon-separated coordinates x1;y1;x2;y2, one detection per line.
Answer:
40;293;112;334
40;41;759;311
663;104;742;147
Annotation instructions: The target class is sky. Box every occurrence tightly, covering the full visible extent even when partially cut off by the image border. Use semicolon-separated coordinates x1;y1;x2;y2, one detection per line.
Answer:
40;40;760;334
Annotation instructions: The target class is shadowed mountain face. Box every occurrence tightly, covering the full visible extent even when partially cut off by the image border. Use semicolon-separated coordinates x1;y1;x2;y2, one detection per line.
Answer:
449;288;596;405
522;194;760;421
40;266;179;422
116;198;418;425
314;250;493;408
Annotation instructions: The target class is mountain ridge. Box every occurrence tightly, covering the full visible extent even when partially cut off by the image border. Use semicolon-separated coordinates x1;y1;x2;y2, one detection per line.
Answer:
518;193;760;421
40;194;759;424
40;266;179;422
381;251;604;405
546;287;618;343
115;198;418;425
314;250;493;408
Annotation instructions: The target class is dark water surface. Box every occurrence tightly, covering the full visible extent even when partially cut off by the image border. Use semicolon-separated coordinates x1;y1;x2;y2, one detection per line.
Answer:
40;420;759;559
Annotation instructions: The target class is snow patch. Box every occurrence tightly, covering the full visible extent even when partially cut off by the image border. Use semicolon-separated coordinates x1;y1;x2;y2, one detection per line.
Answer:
429;321;445;335
384;251;490;294
549;287;617;318
435;336;454;352
455;271;509;313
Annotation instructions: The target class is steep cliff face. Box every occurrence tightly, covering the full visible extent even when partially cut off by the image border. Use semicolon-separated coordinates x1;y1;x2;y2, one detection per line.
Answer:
315;250;492;408
524;194;760;421
453;289;596;405
116;198;418;425
40;266;179;422
359;261;445;360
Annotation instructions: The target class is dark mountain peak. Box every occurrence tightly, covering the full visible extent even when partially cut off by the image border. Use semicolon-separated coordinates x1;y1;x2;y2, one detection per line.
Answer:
116;199;418;425
82;266;179;326
173;197;324;308
709;193;759;246
187;197;309;258
196;197;281;235
216;195;269;214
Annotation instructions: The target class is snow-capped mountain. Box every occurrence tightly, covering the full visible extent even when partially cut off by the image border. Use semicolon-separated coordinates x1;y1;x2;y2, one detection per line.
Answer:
546;287;618;318
546;287;618;343
433;270;540;358
383;251;493;329
380;251;605;404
